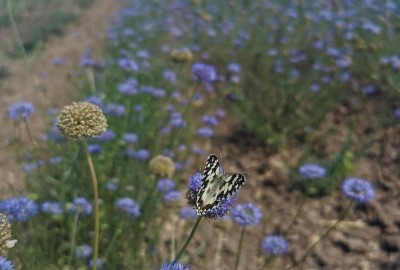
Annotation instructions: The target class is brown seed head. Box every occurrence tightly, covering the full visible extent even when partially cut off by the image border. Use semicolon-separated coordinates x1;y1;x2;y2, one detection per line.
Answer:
149;155;175;178
56;102;108;140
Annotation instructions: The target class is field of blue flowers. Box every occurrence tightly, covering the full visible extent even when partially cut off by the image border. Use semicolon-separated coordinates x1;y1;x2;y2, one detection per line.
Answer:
1;0;400;269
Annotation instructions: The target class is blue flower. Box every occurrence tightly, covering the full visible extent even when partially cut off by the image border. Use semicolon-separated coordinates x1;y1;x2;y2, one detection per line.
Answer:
7;101;35;120
118;58;139;72
299;163;326;179
118;78;138;95
192;62;217;82
48;156;63;164
201;115;219;126
361;85;376;95
104;103;125;117
197;127;213;137
88;144;102;155
394;108;400;119
75;244;92;258
41;201;63;215
0;256;14;270
206;194;236;219
163;70;177;84
341;178;375;203
262;235;289;255
133;149;150;160
89;258;104;269
232;203;263;226
188;172;202;193
116;197;141;217
164;191;181;202
122;133;138;144
67;197;92;216
156;179;176;193
0;196;38;221
85;95;103;107
97;130;116;142
159;261;191;270
179;207;197;220
106;178;119;191
227;63;241;73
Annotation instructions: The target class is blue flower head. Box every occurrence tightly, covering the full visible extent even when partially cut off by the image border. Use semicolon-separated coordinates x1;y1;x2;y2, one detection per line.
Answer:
232;202;263;226
197;127;213;137
156;179;176;193
299;163;326;179
123;133;138;144
0;196;38;221
164;191;181;202
206;194;236;219
116;197;141;217
67;197;92;216
88;144;102;155
7;101;35;121
134;149;150;160
0;256;14;270
262;235;289;255
188;172;202;193
192;62;217;82
341;178;375;203
96;130;116;142
41;201;63;215
89;258;104;269
75;244;92;258
159;261;191;270
179;207;197;220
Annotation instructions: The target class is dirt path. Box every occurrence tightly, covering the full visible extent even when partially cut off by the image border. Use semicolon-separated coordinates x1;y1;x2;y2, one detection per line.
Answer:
0;0;121;198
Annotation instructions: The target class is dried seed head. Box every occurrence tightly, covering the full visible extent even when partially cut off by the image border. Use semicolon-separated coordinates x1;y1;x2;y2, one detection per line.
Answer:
56;102;108;140
170;48;193;63
149;155;175;178
0;213;11;256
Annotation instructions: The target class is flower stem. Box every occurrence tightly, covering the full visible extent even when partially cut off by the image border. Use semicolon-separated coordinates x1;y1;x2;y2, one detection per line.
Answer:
68;213;80;267
84;141;100;270
234;226;246;270
261;255;276;270
287;200;354;269
174;216;202;262
283;195;306;235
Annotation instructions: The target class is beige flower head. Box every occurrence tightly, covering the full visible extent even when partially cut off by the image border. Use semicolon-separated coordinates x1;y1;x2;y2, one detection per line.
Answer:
149;155;175;178
170;48;193;63
56;102;108;140
0;213;11;256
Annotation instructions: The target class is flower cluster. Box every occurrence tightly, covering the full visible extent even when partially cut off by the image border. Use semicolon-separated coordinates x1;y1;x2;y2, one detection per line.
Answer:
232;203;263;226
56;102;108;139
0;197;38;222
262;235;289;255
299;163;326;179
7;101;35;121
149;155;175;178
341;178;375;203
116;198;141;217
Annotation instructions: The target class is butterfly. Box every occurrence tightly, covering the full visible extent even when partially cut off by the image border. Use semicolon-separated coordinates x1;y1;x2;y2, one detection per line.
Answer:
196;154;246;215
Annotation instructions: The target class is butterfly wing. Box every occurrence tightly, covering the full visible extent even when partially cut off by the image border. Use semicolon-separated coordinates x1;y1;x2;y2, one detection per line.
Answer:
196;155;246;215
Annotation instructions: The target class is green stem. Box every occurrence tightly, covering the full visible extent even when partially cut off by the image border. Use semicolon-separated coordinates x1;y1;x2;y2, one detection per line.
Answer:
283;195;306;235
234;226;246;270
287;200;354;269
68;213;80;267
174;216;202;262
261;255;276;270
84;141;100;270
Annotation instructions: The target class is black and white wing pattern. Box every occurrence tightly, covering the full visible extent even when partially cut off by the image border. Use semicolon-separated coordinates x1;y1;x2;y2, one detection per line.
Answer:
196;154;246;215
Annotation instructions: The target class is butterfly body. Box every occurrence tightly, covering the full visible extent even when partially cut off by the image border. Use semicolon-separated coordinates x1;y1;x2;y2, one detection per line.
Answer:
196;154;246;215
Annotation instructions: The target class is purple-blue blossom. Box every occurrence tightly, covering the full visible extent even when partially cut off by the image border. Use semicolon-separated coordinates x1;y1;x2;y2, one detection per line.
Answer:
231;203;263;226
299;163;326;179
262;235;289;255
116;197;141;217
192;62;217;82
41;201;63;215
341;178;375;204
0;196;38;221
67;197;92;216
7;101;35;121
